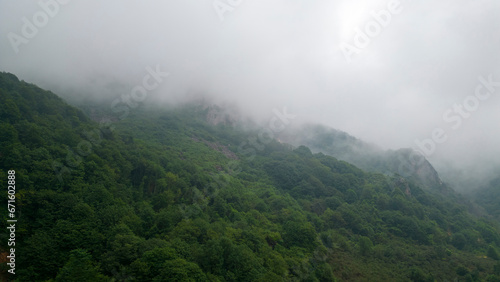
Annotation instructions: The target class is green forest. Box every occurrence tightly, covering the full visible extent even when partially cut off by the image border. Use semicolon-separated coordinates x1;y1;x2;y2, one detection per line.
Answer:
1;71;500;281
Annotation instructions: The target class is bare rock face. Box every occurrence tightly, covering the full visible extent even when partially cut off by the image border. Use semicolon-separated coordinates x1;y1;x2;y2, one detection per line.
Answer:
389;148;444;191
204;104;239;126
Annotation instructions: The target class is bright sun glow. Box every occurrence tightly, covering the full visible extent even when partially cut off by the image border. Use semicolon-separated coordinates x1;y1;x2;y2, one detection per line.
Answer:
336;1;379;42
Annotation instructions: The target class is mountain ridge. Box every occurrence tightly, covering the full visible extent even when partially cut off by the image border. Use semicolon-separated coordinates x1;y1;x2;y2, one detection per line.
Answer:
278;123;446;191
2;71;500;281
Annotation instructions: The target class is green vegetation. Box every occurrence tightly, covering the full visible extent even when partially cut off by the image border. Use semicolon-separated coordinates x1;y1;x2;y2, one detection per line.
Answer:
1;71;500;281
474;177;500;221
285;125;445;190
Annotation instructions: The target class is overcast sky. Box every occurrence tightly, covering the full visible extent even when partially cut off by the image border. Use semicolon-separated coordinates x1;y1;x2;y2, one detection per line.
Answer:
1;0;500;185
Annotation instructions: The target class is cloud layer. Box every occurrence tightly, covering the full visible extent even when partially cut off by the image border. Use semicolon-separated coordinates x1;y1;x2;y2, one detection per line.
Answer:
1;0;500;187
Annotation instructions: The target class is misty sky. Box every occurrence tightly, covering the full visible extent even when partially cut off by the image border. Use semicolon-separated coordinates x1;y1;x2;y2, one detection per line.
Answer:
1;0;500;184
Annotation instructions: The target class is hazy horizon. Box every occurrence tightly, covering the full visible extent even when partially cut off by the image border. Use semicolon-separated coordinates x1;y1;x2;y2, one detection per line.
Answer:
1;0;499;190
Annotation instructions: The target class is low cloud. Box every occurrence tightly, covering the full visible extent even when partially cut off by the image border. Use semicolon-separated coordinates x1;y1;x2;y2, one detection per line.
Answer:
1;0;499;189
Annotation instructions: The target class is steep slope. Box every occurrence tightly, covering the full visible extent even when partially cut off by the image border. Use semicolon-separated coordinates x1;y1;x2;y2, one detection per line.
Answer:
1;72;500;281
472;176;500;221
281;124;446;191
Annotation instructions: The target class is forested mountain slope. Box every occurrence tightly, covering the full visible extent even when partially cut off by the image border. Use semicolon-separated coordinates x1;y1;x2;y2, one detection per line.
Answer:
473;177;500;222
281;124;445;191
1;72;500;281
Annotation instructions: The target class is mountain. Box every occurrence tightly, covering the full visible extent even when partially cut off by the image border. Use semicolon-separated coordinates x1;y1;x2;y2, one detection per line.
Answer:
2;71;500;281
472;177;500;221
281;124;448;191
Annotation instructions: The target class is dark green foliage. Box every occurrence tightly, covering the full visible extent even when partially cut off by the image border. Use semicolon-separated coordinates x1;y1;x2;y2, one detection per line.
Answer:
55;249;108;282
283;220;318;250
487;275;500;282
1;72;500;281
409;267;433;282
489;245;500;260
131;247;207;281
452;233;467;250
358;236;373;256
474;177;500;221
198;237;264;281
457;265;469;276
314;262;336;282
345;189;358;204
494;263;500;275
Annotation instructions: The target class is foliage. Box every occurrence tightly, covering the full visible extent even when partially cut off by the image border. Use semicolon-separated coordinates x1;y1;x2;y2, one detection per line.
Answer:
1;72;500;281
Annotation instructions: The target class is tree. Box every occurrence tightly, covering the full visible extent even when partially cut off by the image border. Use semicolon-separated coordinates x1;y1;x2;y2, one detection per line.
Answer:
456;265;469;276
131;247;181;281
155;259;207;281
283;220;318;250
345;189;358;204
488;245;500;260
0;98;21;122
315;262;336;282
358;236;373;256
55;249;107;282
198;237;264;281
409;267;428;282
451;233;467;250
0;123;18;145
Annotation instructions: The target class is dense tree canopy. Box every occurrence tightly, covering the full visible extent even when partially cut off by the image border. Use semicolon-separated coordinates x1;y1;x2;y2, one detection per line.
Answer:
1;72;500;281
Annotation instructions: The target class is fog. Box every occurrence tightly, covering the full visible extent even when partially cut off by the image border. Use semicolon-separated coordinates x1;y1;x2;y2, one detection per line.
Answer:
1;0;499;190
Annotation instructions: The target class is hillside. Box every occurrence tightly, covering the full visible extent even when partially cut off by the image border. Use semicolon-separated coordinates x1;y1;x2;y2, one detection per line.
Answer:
2;72;500;281
473;177;500;222
281;124;446;191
